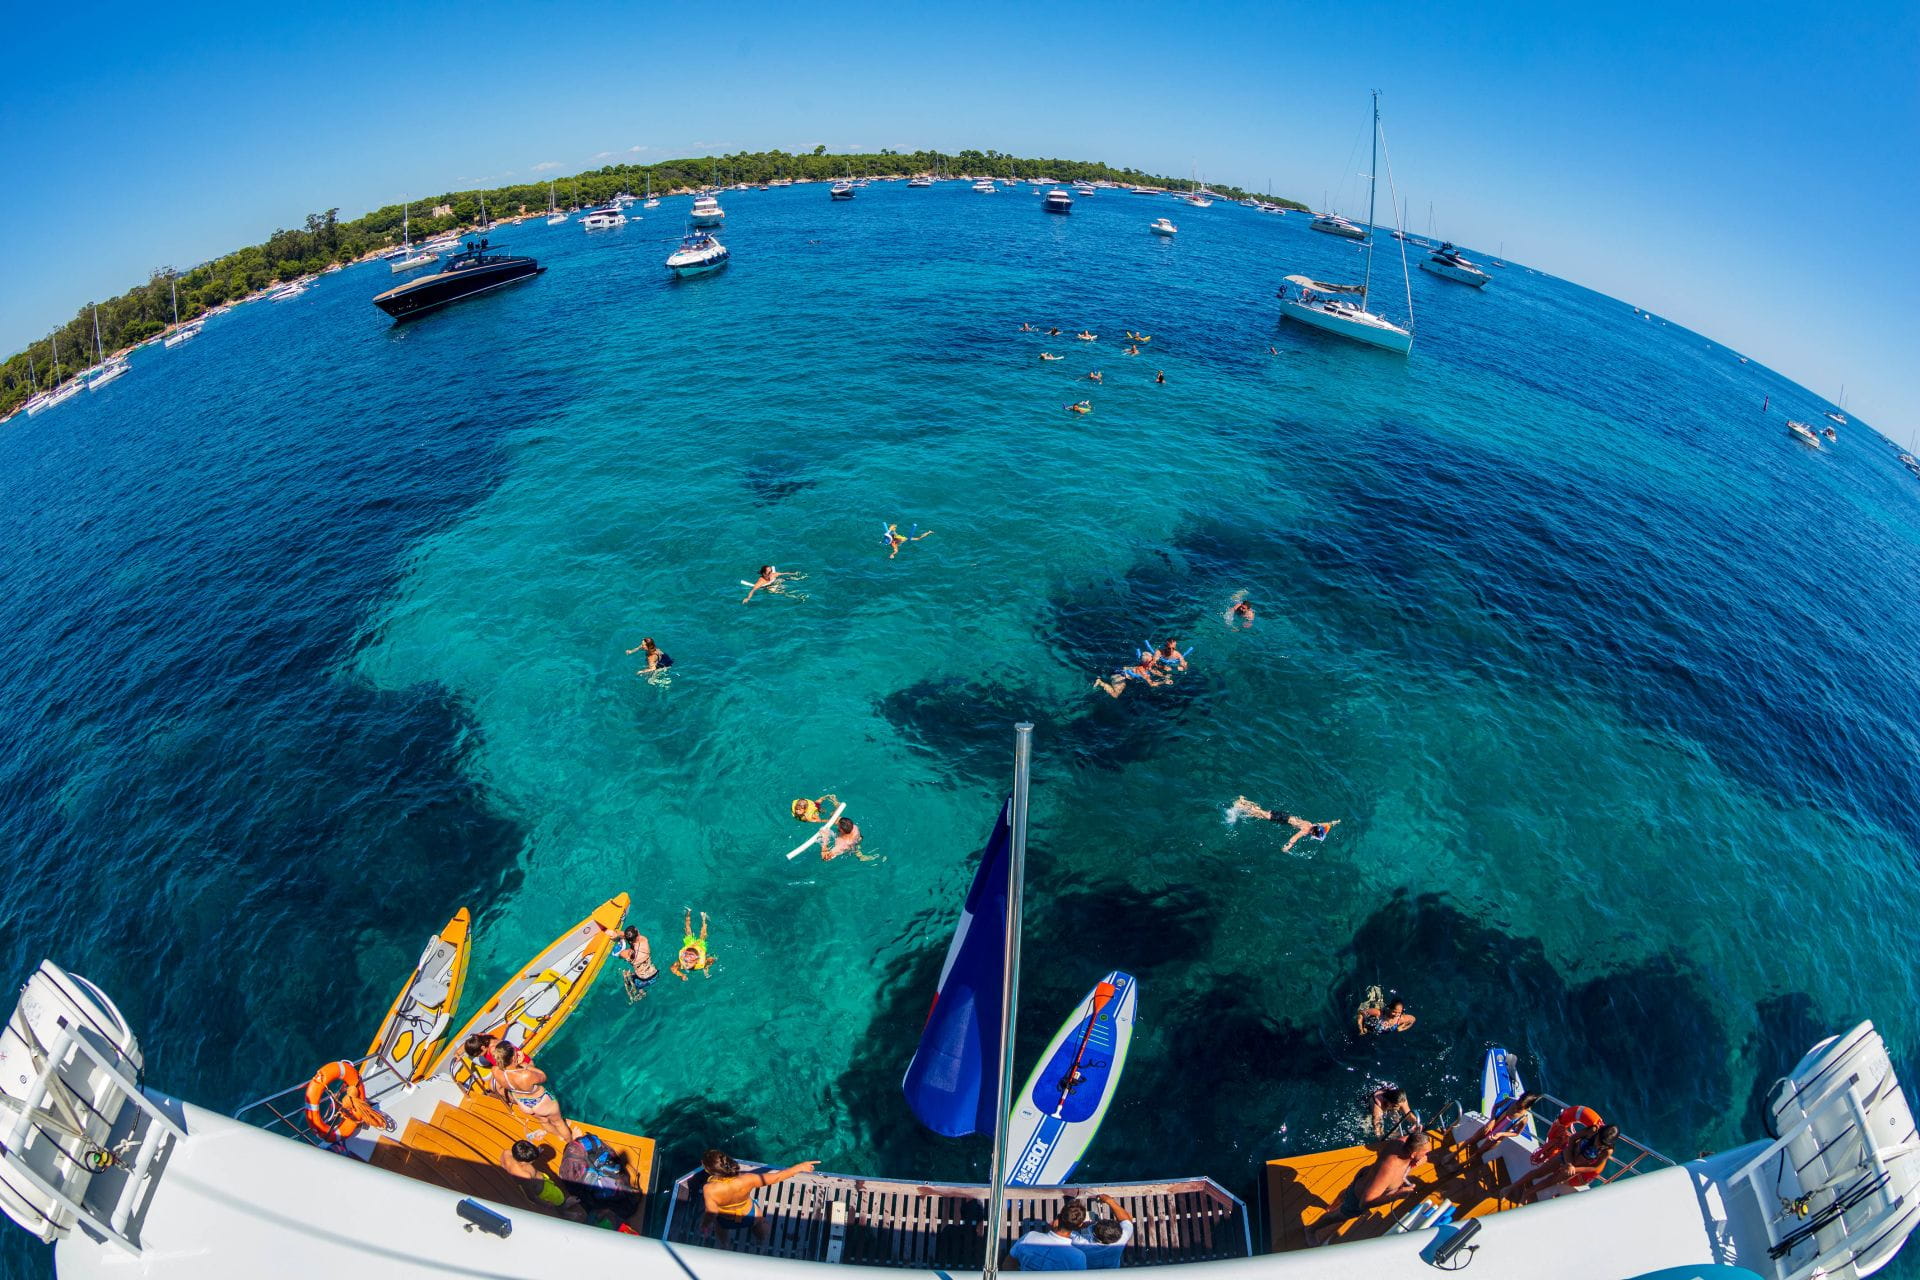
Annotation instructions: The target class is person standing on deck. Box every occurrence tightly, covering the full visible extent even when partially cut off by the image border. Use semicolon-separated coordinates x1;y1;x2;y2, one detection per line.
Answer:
700;1149;819;1243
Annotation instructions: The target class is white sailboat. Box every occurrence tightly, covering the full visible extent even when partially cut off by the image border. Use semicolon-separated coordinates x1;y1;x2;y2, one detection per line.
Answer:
1826;386;1848;425
162;278;199;348
546;182;567;225
391;201;437;272
88;305;129;390
42;333;83;410
21;353;52;416
643;173;659;209
1279;92;1415;354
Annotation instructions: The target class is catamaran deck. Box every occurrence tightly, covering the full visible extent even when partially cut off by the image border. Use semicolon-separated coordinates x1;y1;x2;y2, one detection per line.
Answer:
662;1168;1250;1267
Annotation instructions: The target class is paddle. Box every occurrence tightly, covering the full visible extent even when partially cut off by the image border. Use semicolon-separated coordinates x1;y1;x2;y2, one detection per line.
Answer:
1052;980;1119;1117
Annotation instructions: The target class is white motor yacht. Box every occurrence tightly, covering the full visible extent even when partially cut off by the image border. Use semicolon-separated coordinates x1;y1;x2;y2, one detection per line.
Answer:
830;181;855;200
907;175;933;187
665;230;730;277
1310;213;1367;239
581;208;627;230
689;194;724;226
1073;181;1096;197
972;178;998;194
1419;242;1491;287
1787;420;1823;448
1150;217;1178;236
1043;189;1073;214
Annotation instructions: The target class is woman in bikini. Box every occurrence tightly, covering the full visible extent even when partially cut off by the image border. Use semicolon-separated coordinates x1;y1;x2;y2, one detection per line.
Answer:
701;1149;819;1241
673;909;716;979
742;566;789;604
490;1041;573;1141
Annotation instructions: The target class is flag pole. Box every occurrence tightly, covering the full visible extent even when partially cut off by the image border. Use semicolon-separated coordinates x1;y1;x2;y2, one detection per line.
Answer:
983;722;1033;1280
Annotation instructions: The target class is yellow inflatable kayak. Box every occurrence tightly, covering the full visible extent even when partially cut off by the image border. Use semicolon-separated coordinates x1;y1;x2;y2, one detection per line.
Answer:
361;908;472;1099
429;894;628;1089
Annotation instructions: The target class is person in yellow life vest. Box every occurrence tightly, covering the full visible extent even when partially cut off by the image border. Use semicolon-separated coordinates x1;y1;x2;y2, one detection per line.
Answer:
672;909;716;980
790;794;839;825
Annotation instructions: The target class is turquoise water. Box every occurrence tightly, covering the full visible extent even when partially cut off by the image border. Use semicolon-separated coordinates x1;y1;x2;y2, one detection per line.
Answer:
4;182;1920;1275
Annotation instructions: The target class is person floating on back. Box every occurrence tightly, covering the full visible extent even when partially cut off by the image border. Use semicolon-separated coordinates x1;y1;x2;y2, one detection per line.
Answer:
883;522;933;559
1229;797;1340;852
673;909;716;980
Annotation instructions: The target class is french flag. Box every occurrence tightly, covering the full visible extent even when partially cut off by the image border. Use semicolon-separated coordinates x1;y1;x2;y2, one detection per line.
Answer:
901;800;1012;1137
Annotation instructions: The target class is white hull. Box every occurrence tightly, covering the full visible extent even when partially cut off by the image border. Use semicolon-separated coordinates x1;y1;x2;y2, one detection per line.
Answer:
1279;297;1412;353
1419;258;1490;287
88;363;130;390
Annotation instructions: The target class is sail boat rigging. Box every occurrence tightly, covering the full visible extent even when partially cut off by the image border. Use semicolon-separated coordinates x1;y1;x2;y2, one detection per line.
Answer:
547;181;567;225
163;275;200;348
89;303;130;389
1279;91;1416;353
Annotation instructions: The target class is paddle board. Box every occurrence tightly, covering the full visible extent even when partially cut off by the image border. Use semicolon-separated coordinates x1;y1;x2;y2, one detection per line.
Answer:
1006;970;1138;1187
1479;1045;1536;1138
362;908;471;1096
785;802;847;860
429;894;628;1088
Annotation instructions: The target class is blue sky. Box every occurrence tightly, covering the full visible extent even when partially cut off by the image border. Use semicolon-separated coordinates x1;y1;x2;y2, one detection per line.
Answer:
4;0;1916;433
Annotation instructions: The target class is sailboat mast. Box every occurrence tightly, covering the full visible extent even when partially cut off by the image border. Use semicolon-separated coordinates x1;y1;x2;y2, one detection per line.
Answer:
1363;90;1380;305
982;722;1033;1280
94;305;103;365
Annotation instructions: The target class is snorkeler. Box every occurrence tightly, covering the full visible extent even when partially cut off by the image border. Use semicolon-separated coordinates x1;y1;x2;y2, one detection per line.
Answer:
884;523;934;558
1066;401;1092;414
626;637;673;678
1229;797;1341;852
672;909;715;980
820;815;877;862
1224;591;1255;627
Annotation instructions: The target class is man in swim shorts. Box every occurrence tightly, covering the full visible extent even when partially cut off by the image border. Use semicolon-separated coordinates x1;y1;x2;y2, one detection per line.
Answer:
884;523;933;559
615;927;659;1000
1307;1132;1431;1244
1229;797;1341;852
626;637;673;677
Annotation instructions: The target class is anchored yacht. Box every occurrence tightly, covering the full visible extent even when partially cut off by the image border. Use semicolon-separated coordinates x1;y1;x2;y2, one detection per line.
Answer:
369;236;543;320
1043;189;1073;214
1150;217;1178;236
665;230;730;277
830;181;855;200
581;208;627;230
1309;213;1367;240
689;194;725;227
1419;242;1491;287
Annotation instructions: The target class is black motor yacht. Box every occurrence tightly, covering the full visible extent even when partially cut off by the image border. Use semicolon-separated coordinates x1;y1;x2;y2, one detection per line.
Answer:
370;237;544;320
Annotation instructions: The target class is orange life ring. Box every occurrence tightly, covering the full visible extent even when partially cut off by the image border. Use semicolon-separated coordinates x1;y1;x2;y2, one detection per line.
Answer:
304;1060;391;1145
1531;1105;1601;1165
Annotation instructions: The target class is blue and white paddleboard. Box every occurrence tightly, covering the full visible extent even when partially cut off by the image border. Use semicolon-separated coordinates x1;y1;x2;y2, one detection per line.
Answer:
1479;1046;1537;1139
1006;971;1138;1187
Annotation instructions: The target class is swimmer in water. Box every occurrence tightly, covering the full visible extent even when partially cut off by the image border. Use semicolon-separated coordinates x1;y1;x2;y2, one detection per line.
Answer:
1150;638;1188;672
792;794;839;825
1076;330;1098;341
1093;656;1167;698
1019;322;1036;332
1087;371;1103;383
1040;352;1063;361
884;523;933;559
1066;401;1092;414
671;909;715;980
1268;346;1278;355
742;565;790;604
1225;591;1255;627
819;815;877;862
1124;344;1140;356
1229;797;1341;852
1047;327;1061;336
626;636;674;677
1154;370;1166;384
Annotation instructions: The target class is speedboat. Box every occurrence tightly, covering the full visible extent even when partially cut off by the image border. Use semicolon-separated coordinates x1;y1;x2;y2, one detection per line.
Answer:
1073;181;1096;197
907;175;933;187
1787;420;1823;448
665;230;730;277
1418;243;1491;287
581;208;626;230
1310;213;1368;239
690;194;725;226
972;179;998;194
1150;217;1178;236
389;250;438;273
370;236;543;321
1186;193;1214;208
830;181;855;200
1043;189;1073;214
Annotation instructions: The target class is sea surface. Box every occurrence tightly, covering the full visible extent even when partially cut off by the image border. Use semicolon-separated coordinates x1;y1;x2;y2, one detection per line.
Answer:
3;182;1919;1277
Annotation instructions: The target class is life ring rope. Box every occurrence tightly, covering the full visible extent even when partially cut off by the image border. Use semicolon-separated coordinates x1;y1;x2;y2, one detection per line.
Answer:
304;1059;393;1145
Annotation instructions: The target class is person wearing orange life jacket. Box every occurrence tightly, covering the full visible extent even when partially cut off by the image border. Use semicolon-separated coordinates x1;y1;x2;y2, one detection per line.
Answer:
1501;1122;1617;1203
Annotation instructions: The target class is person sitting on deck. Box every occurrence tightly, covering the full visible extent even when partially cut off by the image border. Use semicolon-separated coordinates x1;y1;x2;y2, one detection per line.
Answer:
1305;1131;1432;1246
1011;1198;1091;1270
501;1138;589;1222
489;1041;574;1143
1072;1193;1135;1269
700;1149;820;1242
1500;1123;1617;1203
1461;1090;1545;1164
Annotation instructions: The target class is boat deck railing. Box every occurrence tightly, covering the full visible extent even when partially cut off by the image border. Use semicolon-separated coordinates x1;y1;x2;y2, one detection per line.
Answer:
232;1054;412;1149
1443;1092;1676;1186
661;1164;1249;1268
